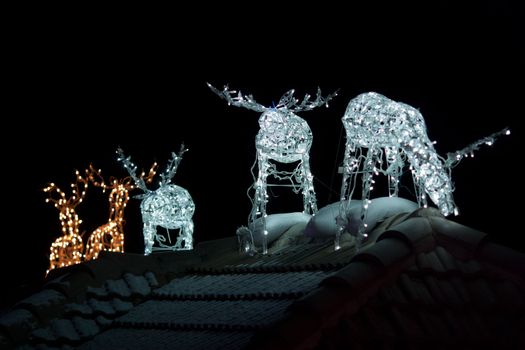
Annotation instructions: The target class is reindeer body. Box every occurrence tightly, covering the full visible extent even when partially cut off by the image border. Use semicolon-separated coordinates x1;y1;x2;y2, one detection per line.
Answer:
84;177;132;261
209;84;336;254
49;207;84;272
141;184;194;254
338;92;457;248
256;110;312;162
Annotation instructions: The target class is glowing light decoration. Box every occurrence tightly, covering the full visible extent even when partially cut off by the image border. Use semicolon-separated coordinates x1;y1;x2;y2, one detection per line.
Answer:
44;170;90;274
338;91;510;249
117;146;194;255
335;92;510;249
209;83;337;254
83;165;156;260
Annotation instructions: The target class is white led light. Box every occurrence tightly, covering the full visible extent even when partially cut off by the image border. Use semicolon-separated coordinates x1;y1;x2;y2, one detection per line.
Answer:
209;83;337;254
338;92;509;248
118;146;195;255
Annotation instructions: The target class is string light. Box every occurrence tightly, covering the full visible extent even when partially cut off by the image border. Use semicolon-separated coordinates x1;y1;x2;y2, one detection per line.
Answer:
117;146;194;255
209;83;337;254
43;170;89;274
338;92;510;248
83;165;155;260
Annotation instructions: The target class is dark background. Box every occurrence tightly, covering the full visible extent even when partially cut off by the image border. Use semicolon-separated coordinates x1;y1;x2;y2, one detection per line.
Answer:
2;4;522;309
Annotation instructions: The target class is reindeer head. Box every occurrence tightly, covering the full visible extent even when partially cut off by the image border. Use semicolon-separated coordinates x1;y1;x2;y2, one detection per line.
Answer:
117;145;195;254
84;164;140;222
208;83;338;163
43;169;91;237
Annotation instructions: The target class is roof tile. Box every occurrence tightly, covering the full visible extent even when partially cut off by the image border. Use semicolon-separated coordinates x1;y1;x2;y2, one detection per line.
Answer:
51;319;79;342
389;306;426;339
353;238;411;267
86;299;117;317
435;279;464;306
78;328;252;350
416;309;451;340
421;251;447;273
64;303;93;317
144;271;159;288
154;271;330;299
448;276;472;303
378;283;409;304
123;273;151;297
492;279;525;309
378;216;436;253
116;299;290;328
455;258;483;274
322;261;382;290
465;278;497;308
71;316;99;338
477;242;525;283
0;309;38;345
434;246;459;271
105;279;132;298
420;275;448;304
361;305;397;337
429;216;487;259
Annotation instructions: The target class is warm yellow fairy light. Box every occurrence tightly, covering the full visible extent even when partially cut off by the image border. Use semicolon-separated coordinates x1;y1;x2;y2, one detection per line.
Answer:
44;170;90;274
83;165;157;260
44;164;157;274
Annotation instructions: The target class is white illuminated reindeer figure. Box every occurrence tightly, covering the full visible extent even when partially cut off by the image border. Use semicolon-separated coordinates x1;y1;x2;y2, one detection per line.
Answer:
338;91;510;249
43;169;90;274
117;146;194;255
83;165;157;260
209;83;337;254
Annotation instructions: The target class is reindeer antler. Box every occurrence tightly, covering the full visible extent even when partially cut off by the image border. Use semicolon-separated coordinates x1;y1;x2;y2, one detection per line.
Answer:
444;127;511;168
43;169;90;209
160;144;188;186
277;87;338;112
207;83;267;112
117;148;158;193
83;164;106;191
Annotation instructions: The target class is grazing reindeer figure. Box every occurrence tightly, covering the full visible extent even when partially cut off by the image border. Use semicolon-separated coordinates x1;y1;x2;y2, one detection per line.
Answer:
338;92;510;249
209;83;337;254
83;165;157;260
117;146;194;255
43;170;90;274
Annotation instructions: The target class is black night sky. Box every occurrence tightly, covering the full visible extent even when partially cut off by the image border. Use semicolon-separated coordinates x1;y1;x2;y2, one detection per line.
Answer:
2;6;522;308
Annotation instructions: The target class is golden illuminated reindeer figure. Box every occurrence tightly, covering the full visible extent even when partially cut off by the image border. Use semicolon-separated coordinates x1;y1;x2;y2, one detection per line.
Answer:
118;146;194;255
209;83;337;254
337;92;510;249
43;169;90;274
83;165;157;260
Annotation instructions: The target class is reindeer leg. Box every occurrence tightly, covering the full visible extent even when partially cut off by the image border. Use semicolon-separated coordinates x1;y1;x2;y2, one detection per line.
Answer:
300;153;317;215
337;142;359;250
180;220;194;250
142;223;155;255
386;146;402;197
357;148;379;248
251;150;270;254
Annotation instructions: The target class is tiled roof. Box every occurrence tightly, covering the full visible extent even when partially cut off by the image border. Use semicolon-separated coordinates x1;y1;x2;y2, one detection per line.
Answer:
1;207;524;349
76;246;340;350
250;209;525;349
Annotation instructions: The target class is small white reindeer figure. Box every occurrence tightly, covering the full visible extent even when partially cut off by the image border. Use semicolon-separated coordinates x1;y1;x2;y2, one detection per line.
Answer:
117;146;194;255
83;165;157;260
43;170;90;274
338;92;510;249
209;83;337;254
